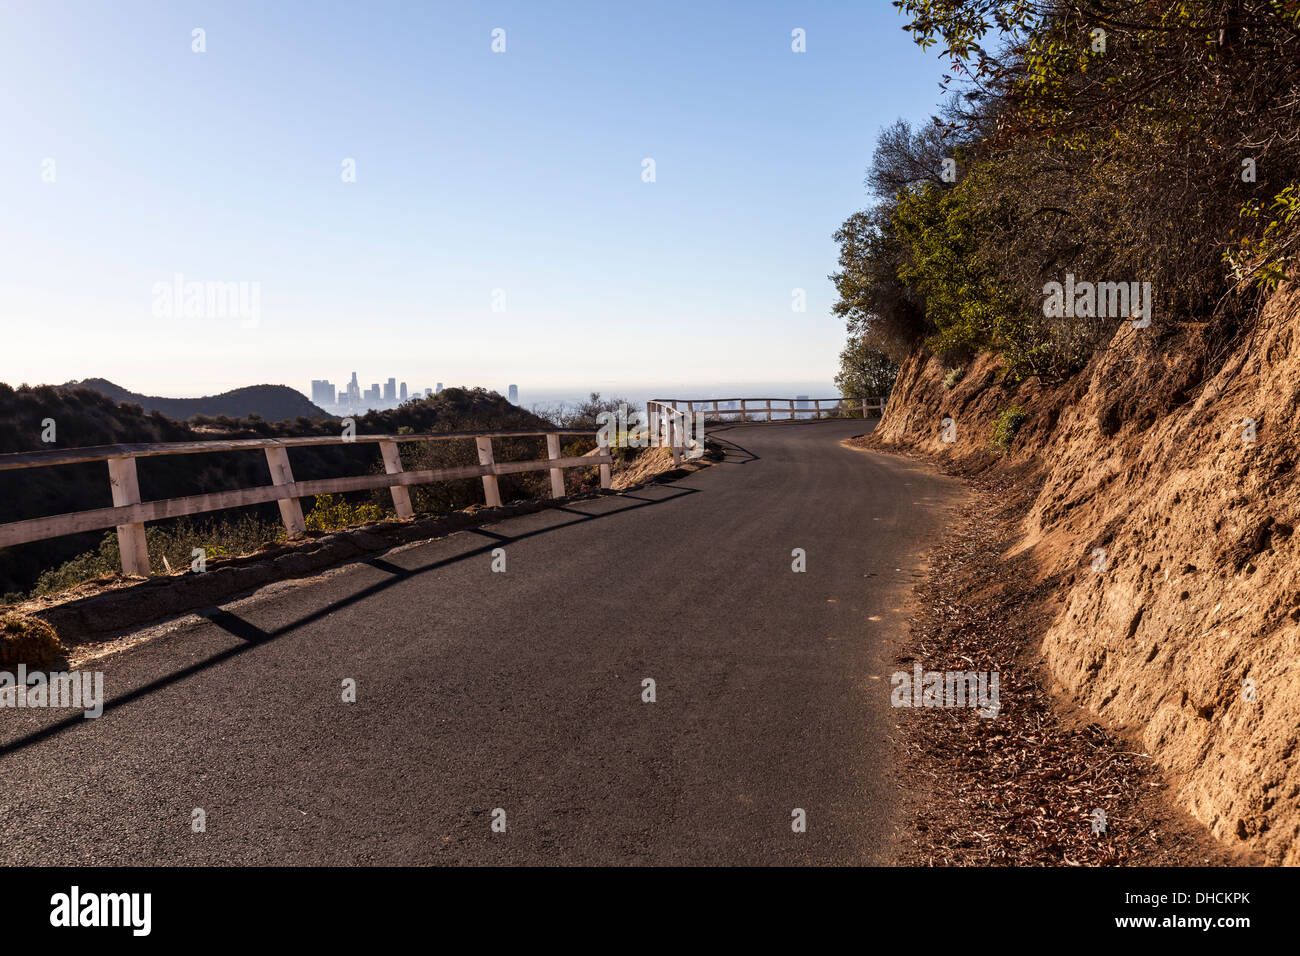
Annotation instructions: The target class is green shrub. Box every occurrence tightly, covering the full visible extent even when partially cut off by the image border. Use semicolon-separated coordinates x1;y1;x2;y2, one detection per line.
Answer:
29;514;285;598
989;405;1028;454
1228;184;1300;291
148;515;282;571
305;494;390;532
30;533;120;596
942;366;966;389
835;333;900;404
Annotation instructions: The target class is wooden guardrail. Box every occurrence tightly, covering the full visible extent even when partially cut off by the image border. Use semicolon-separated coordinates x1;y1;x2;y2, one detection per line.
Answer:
644;396;885;467
650;396;885;423
0;429;612;578
645;400;694;468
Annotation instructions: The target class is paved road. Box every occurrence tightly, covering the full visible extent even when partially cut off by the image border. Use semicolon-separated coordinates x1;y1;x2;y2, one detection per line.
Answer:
1;420;960;865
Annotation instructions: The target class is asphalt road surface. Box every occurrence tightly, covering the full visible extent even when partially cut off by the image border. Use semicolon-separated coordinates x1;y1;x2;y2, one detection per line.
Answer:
1;419;961;865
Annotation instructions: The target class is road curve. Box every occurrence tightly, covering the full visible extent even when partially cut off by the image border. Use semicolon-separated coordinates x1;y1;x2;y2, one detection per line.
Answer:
1;420;961;865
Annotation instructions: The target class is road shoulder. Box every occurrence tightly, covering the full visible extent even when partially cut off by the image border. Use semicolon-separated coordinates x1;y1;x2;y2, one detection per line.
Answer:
858;444;1248;865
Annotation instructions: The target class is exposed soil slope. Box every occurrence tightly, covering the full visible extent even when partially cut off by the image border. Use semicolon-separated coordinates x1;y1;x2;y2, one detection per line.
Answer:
861;285;1300;866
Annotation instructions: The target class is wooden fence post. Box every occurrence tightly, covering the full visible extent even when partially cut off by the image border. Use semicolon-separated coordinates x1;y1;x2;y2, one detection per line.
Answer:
546;433;566;498
264;445;307;536
596;432;612;489
476;437;502;507
107;456;150;577
379;440;414;519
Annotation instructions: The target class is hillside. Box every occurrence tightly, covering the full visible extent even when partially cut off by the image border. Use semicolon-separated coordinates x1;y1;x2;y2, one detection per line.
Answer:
70;378;329;421
825;0;1300;866
0;384;557;596
858;285;1300;866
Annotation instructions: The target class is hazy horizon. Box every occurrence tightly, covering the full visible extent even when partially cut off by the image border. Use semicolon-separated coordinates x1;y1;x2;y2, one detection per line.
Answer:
0;1;945;396
24;374;847;410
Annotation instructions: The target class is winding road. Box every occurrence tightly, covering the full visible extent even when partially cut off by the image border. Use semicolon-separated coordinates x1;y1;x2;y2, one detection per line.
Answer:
1;419;960;865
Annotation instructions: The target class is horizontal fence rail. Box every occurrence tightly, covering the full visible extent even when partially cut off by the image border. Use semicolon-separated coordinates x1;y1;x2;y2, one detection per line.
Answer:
645;400;695;468
649;396;885;423
643;396;885;467
0;429;612;578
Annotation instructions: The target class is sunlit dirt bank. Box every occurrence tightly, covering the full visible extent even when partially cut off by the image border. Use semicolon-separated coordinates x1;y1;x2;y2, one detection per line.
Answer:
860;284;1300;866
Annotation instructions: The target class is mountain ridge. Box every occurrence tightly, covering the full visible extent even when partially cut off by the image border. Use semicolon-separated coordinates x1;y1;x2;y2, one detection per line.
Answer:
69;378;330;422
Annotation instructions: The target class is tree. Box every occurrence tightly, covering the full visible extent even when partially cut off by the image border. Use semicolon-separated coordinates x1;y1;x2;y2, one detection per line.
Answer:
835;334;901;401
830;119;970;362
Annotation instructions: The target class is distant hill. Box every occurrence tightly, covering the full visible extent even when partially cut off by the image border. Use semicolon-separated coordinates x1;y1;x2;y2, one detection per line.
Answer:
70;378;330;422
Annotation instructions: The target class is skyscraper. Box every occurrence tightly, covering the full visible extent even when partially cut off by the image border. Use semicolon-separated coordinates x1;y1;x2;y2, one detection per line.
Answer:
311;379;336;407
508;384;518;404
399;382;408;402
384;378;396;402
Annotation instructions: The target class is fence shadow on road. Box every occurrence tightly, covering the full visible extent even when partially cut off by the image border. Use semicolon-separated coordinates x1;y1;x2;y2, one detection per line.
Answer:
699;428;760;465
0;485;701;759
704;417;878;467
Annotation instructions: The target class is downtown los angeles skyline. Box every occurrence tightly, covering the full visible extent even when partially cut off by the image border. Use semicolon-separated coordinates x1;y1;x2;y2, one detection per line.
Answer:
0;1;948;397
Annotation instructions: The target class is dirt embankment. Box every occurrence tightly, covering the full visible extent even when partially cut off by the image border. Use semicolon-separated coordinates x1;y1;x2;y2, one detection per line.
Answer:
864;285;1300;866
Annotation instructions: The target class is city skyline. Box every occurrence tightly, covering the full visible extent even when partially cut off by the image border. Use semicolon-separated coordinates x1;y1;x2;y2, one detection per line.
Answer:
309;373;535;413
311;371;440;413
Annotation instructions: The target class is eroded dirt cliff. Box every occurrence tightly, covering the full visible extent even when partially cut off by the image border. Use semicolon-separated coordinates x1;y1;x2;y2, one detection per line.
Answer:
863;285;1300;865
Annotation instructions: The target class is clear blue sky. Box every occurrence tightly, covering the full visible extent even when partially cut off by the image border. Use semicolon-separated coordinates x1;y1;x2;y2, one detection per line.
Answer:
0;0;948;399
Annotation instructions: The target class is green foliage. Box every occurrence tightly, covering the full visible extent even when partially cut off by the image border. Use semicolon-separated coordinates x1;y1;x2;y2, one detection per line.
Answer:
893;174;1051;376
894;0;1037;68
305;494;390;532
943;366;966;389
29;534;120;597
834;1;1300;384
396;436;553;514
27;514;285;598
835;335;900;401
989;404;1028;453
1228;184;1300;290
829;120;952;362
148;515;282;570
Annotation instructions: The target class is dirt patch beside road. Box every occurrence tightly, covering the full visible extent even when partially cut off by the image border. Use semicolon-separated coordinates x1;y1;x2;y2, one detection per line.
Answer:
890;465;1250;865
853;285;1300;865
